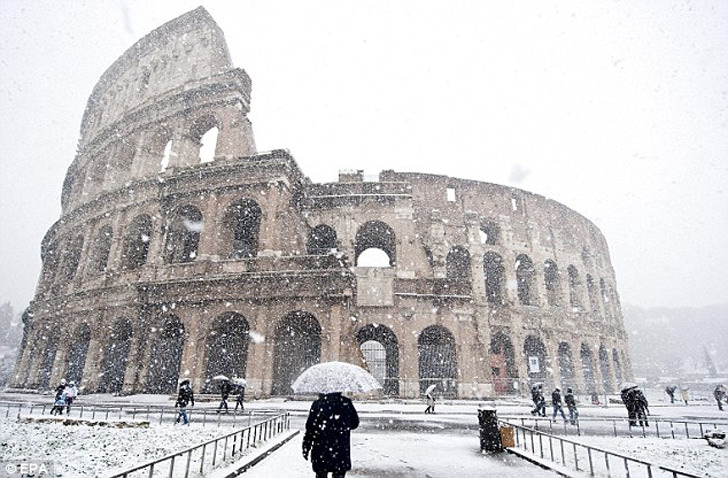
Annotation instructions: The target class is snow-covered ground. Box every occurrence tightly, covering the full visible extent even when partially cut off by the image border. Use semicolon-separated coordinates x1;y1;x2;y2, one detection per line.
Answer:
1;389;726;477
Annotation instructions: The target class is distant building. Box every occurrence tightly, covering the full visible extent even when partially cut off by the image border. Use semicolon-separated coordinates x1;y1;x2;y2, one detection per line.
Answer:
12;8;630;398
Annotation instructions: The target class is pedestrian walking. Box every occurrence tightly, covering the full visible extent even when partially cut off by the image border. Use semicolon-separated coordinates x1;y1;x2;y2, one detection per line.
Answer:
302;392;360;478
665;385;677;404
551;388;567;421
424;392;436;414
713;385;726;411
175;379;194;425
51;390;67;416
64;381;78;415
564;388;579;425
680;386;690;405
531;384;546;417
218;378;232;414
621;386;638;427
234;383;246;411
634;388;649;426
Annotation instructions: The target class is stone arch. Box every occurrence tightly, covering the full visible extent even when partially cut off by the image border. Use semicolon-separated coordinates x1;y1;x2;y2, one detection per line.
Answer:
190;114;220;163
40;238;61;292
91;225;113;272
144;127;173;171
483;251;505;304
612;348;623;385
586;274;600;314
99;318;133;393
580;343;596;393
355;221;396;266
122;214;153;270
516;254;536;306
356;324;399;396
164;204;203;263
418;325;457;398
490;331;517;395
523;335;549;382
307;224;337;255
599;345;612;393
446;246;471;279
38;329;59;390
224;199;262;259
59;234;84;283
145;315;185;394
66;322;91;385
544;260;561;307
557;342;575;387
271;311;321;395
204;312;250;392
568;265;582;309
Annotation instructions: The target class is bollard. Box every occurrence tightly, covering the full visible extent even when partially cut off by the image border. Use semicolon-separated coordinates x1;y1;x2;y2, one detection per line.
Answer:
478;406;502;452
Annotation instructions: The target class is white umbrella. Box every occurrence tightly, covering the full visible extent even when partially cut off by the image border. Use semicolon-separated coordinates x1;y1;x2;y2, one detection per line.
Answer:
291;361;383;394
620;382;638;392
233;377;247;386
425;384;437;395
212;374;230;381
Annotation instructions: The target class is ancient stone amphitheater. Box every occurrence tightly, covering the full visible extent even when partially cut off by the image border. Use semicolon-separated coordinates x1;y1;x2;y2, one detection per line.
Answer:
13;8;631;399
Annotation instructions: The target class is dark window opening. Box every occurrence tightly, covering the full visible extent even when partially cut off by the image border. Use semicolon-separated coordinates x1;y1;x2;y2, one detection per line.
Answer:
164;205;203;263
355;221;396;266
204;312;250;392
99;318;132;394
271;312;321;395
357;324;399;396
122;215;153;270
418;325;457;398
544;260;561;307
484;252;504;304
516;254;536;306
145;316;185;394
225;199;262;259
446;246;471;279
307;224;337;255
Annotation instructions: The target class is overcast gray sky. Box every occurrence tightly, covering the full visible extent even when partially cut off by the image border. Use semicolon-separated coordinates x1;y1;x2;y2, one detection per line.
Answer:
1;0;727;312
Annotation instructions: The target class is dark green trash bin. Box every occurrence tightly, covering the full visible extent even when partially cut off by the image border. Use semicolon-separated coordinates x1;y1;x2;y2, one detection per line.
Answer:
478;407;502;452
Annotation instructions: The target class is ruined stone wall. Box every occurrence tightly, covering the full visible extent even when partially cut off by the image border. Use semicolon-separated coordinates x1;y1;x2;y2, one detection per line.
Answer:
13;8;630;399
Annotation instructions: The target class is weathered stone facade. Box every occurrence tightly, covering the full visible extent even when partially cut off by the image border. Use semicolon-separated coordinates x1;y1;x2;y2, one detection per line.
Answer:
13;8;631;398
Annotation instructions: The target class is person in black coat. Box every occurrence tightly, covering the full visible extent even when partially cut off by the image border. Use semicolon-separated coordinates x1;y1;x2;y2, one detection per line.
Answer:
302;392;360;478
551;388;567;421
564;388;579;425
634;388;649;426
621;387;638;427
218;379;232;413
175;379;195;425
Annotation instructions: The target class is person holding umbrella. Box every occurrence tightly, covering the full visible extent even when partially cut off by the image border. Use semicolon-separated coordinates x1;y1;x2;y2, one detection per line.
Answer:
424;384;437;414
212;375;232;413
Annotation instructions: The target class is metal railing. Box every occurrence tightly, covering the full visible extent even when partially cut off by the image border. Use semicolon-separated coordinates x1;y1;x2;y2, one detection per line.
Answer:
501;414;727;440
0;400;281;428
107;412;290;478
501;419;705;478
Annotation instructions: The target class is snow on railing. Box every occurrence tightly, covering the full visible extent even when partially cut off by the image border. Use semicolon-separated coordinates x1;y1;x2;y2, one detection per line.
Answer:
501;419;707;478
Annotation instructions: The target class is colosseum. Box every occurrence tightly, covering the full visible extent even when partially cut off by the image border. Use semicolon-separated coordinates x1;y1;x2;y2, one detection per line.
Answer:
12;7;631;399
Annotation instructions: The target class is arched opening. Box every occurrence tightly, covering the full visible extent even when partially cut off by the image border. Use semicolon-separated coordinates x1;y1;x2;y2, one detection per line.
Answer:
59;235;84;282
164;205;203;263
199;127;219;163
558;342;575;387
524;335;549;383
224;199;262;259
307;224;337;255
92;225;113;272
446;246;471;279
38;332;59;390
160;140;173;171
490;331;517;395
99;318;133;394
612;349;623;385
271;312;321;395
483;252;504;304
146;316;185;394
190;115;219;164
580;344;596;393
355;221;396;266
586;274;600;314
204;312;250;392
568;265;582;309
599;345;612;393
418;325;457;398
356;324;399;396
122;215;153;270
516;254;536;306
66;323;91;385
544;260;561;307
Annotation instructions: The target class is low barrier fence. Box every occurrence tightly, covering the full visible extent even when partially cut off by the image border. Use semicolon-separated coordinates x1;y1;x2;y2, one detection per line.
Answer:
107;412;291;478
501;419;705;478
0;400;282;428
501;415;726;440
